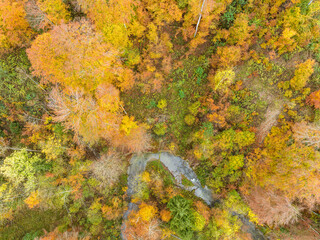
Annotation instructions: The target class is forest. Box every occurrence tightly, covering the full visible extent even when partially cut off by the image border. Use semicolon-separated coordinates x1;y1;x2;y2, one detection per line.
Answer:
1;0;320;239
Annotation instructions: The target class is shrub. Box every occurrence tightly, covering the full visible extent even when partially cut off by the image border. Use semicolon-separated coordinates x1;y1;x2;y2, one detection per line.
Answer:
184;114;195;125
157;99;167;109
153;123;167;136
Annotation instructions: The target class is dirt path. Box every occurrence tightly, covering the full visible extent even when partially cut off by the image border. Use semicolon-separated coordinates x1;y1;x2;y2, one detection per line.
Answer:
256;103;283;144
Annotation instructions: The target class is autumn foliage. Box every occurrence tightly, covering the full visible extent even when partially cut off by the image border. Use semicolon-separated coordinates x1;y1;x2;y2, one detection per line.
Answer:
0;0;34;55
3;0;320;238
27;20;134;91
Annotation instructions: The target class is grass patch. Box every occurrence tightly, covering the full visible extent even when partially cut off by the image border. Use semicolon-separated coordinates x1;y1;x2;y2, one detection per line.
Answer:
146;159;175;186
181;175;194;187
0;208;66;240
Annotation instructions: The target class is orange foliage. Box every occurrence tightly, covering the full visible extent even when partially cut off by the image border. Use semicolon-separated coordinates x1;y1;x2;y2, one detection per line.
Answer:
194;201;211;223
307;89;320;109
24;190;40;209
27;20;134;92
246;124;320;209
142;0;182;25
125;203;161;240
124;219;162;240
160;209;171;222
61;173;85;200
110;124;151;153
25;0;70;30
0;0;34;55
212;46;242;68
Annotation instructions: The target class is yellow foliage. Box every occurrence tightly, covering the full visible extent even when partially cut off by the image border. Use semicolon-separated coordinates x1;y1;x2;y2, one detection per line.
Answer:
157;99;167;109
3;209;13;220
138;202;157;222
282;28;297;39
210;68;235;91
41;136;64;160
37;0;71;26
290;59;315;90
147;23;158;42
141;171;151;183
0;0;34;55
120;116;138;135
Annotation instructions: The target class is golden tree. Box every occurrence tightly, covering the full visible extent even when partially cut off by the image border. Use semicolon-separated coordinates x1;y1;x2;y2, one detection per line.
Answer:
0;0;34;55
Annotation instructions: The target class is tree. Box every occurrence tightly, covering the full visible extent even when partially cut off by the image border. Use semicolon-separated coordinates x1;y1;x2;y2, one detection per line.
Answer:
75;0;144;50
290;59;315;91
109;123;151;153
244;186;300;226
212;46;242;68
209;68;235;92
246;124;320;210
38;228;90;240
227;13;252;47
307;89;320;109
25;0;70;30
27;20;134;92
90;152;126;188
142;0;182;26
48;85;151;151
0;149;45;193
0;0;34;55
48;86;110;144
124;202;162;240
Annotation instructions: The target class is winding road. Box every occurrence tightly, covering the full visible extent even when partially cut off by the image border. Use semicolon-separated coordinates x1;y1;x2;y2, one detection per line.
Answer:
121;152;267;240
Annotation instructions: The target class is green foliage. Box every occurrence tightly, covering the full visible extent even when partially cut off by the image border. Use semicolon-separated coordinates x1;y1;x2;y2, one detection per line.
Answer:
0;209;65;240
220;0;248;29
0;150;48;193
184;114;195;125
153;122;167;136
215;129;255;152
176;0;189;9
22;230;43;240
181;175;194;187
194;66;207;85
9;122;22;135
146;160;175;186
167;195;195;239
199;218;222;240
0;50;43;118
208;155;244;192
